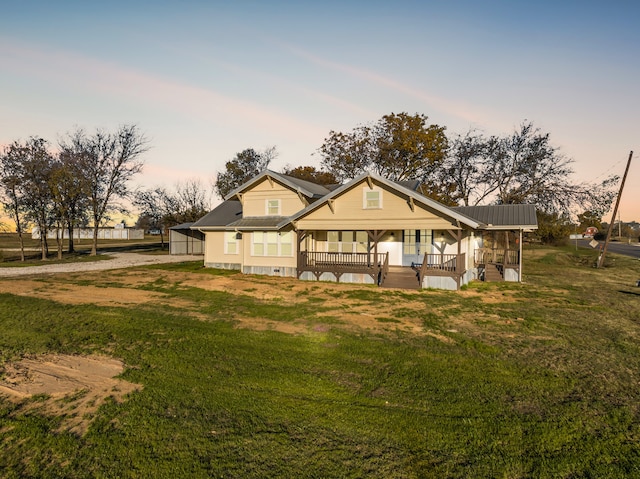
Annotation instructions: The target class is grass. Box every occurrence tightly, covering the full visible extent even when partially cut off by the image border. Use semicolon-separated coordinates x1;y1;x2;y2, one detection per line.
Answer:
0;245;639;477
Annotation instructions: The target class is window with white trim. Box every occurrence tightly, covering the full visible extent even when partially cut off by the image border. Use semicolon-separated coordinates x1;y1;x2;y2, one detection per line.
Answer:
251;231;293;256
266;199;281;215
224;232;238;254
363;188;382;209
326;231;369;253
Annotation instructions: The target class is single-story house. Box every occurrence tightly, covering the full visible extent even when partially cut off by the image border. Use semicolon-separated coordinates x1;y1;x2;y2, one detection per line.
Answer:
191;170;538;290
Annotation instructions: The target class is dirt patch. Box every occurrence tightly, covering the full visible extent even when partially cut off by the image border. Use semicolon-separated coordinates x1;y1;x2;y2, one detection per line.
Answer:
0;354;141;436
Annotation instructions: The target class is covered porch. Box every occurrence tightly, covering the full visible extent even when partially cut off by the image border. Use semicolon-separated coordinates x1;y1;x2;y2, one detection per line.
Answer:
473;229;523;282
295;228;470;289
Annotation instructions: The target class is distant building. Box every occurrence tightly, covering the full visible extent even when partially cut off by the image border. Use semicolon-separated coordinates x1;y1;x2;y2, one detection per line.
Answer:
32;226;144;240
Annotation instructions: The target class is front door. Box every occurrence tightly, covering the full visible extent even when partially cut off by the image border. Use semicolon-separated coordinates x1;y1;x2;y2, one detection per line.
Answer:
402;229;433;266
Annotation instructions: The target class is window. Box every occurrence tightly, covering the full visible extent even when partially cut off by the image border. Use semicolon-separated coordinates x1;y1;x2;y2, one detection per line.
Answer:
403;229;433;256
363;188;382;209
251;231;293;257
326;231;369;253
225;232;238;254
266;199;281;215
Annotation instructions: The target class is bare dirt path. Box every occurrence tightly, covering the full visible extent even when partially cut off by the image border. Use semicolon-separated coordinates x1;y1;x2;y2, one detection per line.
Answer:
0;252;198;277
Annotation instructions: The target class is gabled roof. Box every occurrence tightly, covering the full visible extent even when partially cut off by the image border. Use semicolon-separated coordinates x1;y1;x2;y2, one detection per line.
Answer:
454;204;538;230
191;200;242;230
288;172;484;229
224;170;331;201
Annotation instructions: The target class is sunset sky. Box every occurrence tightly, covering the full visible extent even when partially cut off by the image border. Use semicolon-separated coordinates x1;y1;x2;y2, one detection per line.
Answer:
1;1;638;222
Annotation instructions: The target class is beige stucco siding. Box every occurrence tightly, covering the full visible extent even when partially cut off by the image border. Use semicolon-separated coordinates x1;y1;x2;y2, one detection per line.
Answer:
295;182;458;230
241;178;307;217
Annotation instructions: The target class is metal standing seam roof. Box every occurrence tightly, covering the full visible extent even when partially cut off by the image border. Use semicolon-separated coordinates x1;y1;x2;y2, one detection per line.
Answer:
227;217;289;230
453;204;538;229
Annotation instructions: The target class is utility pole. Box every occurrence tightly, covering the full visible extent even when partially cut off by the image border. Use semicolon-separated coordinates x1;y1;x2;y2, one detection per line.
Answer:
598;151;633;268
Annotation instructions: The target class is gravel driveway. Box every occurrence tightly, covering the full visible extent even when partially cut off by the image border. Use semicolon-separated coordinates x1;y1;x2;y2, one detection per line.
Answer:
0;253;199;277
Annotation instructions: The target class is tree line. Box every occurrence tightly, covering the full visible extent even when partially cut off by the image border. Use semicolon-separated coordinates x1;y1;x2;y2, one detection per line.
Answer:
215;113;618;243
0;125;147;260
1;113;620;260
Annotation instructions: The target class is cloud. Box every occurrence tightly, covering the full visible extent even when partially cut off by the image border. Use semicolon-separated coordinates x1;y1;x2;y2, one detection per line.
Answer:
280;42;488;125
0;38;327;142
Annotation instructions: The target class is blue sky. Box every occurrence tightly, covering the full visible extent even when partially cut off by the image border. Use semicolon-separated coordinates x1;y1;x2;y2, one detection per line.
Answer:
1;1;638;221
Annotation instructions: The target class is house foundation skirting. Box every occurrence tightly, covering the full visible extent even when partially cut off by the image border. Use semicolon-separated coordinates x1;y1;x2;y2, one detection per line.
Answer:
205;262;241;270
299;271;376;284
242;266;298;277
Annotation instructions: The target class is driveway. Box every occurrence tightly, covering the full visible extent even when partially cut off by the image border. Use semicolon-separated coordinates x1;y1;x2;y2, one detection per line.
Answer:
0;253;199;277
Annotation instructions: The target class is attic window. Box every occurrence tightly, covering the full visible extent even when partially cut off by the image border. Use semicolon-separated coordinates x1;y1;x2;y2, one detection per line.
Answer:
266;199;281;215
363;188;382;209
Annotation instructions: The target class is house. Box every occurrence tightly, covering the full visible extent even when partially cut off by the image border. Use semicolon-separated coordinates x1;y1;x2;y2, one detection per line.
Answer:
190;170;538;290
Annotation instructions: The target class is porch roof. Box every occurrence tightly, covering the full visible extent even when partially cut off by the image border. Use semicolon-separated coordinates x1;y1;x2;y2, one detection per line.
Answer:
227;216;289;230
454;205;538;230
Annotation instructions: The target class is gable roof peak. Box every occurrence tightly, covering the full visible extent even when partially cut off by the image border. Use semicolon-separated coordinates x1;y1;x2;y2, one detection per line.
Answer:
224;169;330;201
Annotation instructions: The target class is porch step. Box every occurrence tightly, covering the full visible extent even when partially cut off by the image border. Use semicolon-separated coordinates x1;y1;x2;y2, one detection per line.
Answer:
381;268;421;290
484;264;503;282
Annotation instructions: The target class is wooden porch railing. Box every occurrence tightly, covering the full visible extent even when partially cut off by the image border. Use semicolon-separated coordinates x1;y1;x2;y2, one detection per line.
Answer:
297;251;389;283
474;248;519;266
417;253;465;280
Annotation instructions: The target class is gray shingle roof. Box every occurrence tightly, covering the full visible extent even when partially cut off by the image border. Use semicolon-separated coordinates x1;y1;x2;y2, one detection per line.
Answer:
191;200;242;229
454;204;538;229
281;174;331;198
169;222;195;230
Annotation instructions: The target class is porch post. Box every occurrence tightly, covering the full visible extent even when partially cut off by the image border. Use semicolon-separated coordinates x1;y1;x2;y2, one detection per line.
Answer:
518;228;523;282
296;230;307;278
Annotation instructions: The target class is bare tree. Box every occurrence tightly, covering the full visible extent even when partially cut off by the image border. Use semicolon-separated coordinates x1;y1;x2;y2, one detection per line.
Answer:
173;178;212;223
134;187;170;247
61;125;148;255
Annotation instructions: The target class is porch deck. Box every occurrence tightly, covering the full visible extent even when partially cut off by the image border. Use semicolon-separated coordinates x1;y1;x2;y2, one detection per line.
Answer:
297;251;389;283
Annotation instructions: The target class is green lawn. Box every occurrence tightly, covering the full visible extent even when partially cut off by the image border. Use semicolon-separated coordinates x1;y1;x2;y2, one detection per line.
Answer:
1;246;639;478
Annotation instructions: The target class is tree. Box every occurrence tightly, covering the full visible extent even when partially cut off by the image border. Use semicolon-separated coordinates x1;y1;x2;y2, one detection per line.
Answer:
577;210;603;232
0;141;30;261
60;125;148;255
171;178;212;223
214;147;277;198
441;130;500;206
134;187;170;247
318;113;449;193
534;211;574;246
1;138;55;260
440;122;618;225
49;148;91;254
484;122;617;216
281;165;338;186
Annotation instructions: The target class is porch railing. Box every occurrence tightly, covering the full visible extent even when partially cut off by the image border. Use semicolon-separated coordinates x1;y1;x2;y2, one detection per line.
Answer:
417;253;465;280
298;251;389;279
474;248;519;266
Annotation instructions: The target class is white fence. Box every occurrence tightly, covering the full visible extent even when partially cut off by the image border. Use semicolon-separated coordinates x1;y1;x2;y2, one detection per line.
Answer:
32;227;145;240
